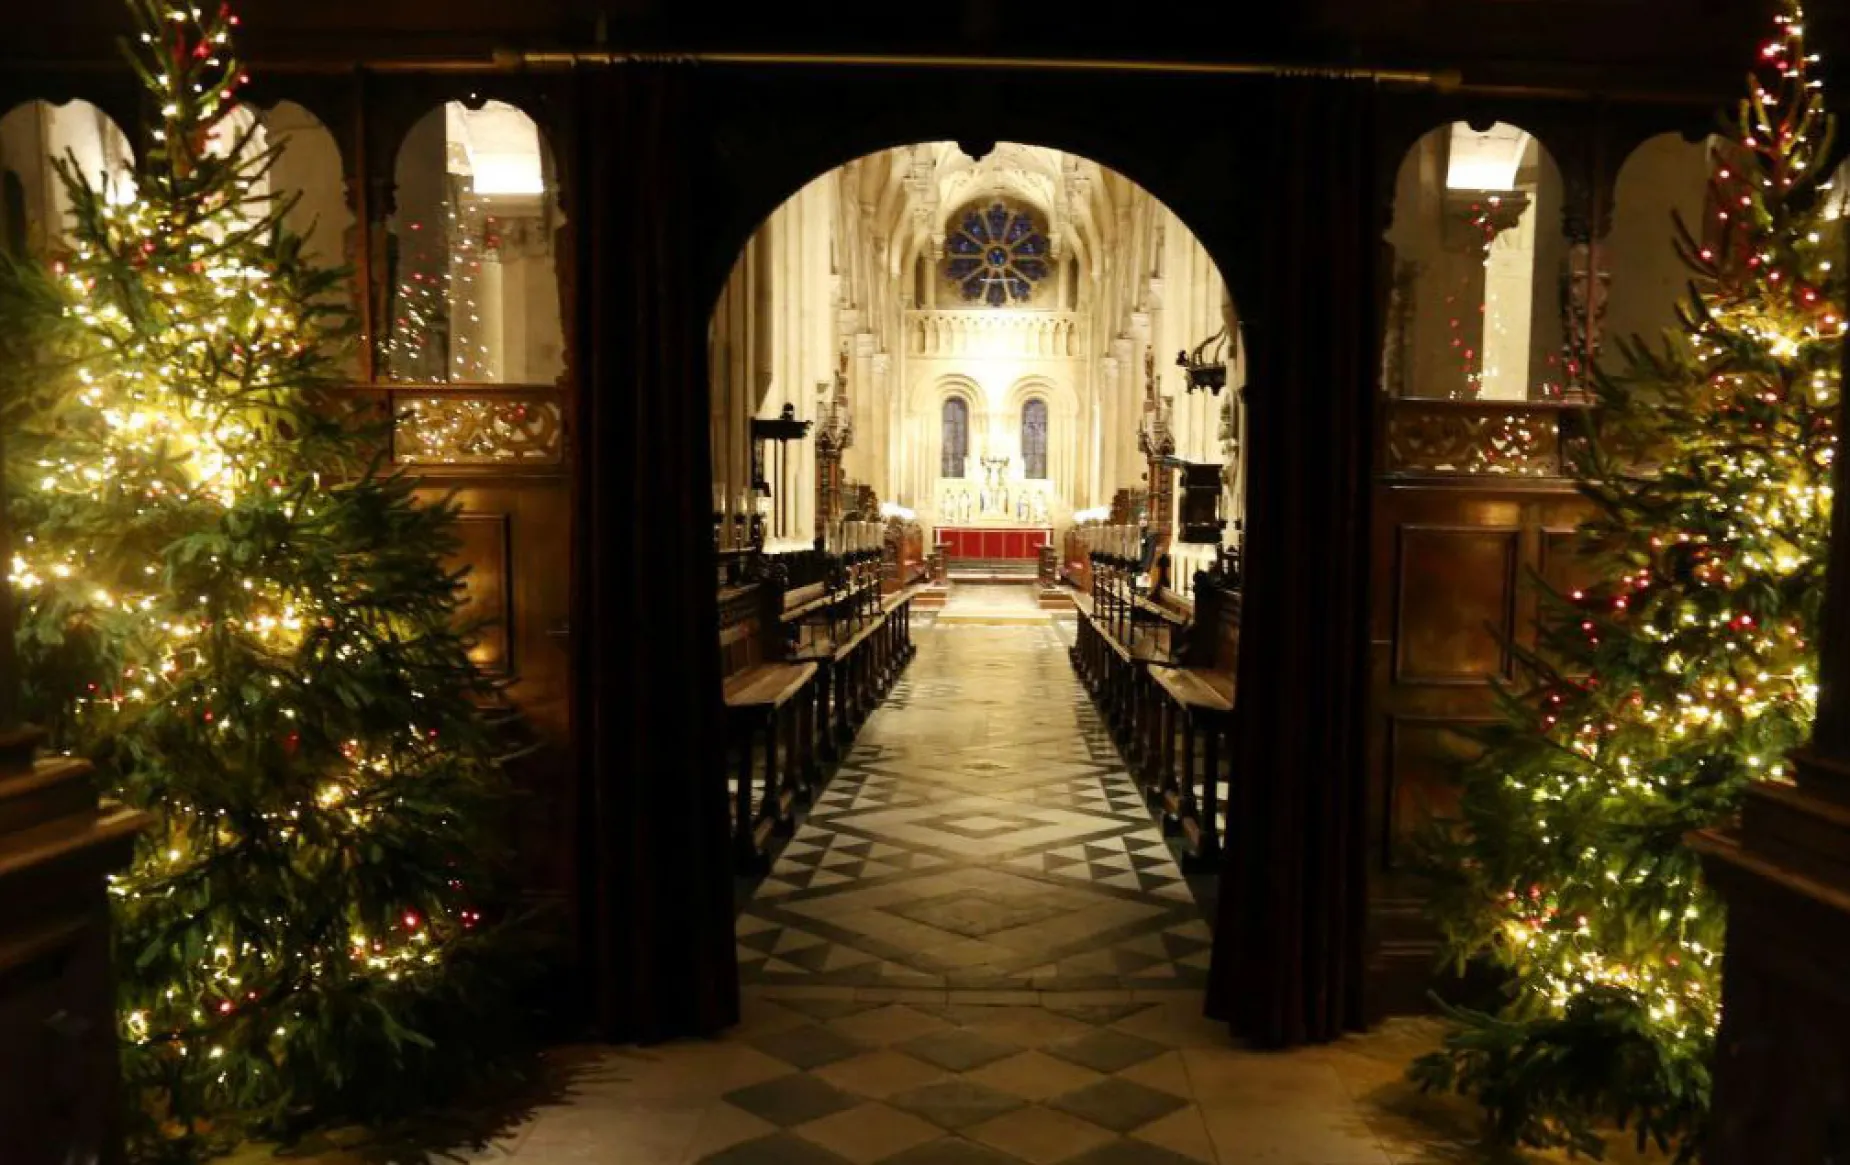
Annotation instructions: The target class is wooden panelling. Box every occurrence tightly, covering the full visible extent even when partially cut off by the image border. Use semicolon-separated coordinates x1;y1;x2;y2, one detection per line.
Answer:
1393;524;1518;685
1367;477;1597;1018
1385;715;1493;862
421;483;573;912
452;511;513;676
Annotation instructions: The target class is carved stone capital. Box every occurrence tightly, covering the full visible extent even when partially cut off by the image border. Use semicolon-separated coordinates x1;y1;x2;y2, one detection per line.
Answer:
854;332;877;358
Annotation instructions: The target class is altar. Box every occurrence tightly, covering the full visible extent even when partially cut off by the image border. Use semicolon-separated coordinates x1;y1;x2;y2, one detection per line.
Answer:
936;526;1053;562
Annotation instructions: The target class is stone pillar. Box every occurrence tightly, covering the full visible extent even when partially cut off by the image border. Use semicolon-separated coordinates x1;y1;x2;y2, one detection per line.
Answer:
872;351;893;501
1100;353;1122;497
1691;225;1850;1161
849;331;875;488
1118;328;1145;498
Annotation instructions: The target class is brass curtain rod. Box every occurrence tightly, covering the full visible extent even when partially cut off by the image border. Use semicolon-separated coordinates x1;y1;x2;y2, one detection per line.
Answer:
0;47;1720;104
497;49;1458;89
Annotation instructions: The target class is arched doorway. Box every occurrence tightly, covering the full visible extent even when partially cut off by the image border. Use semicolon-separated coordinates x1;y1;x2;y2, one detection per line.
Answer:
573;66;1378;1049
708;140;1246;996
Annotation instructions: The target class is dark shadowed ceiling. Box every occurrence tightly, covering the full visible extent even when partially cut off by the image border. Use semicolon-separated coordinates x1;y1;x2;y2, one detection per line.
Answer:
5;0;1819;105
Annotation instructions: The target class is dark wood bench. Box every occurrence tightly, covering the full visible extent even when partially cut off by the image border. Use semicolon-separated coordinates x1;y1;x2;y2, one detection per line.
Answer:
1069;564;1183;755
1146;570;1240;868
719;580;819;872
787;549;919;760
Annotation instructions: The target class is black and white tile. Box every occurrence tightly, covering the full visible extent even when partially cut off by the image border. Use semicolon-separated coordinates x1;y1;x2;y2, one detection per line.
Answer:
737;607;1213;991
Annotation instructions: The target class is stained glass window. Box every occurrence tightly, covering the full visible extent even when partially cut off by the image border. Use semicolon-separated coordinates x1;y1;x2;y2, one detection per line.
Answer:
942;398;968;478
945;201;1051;306
1021;399;1048;479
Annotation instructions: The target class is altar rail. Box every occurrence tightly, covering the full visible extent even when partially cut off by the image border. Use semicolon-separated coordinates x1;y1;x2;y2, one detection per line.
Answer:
904;310;1086;359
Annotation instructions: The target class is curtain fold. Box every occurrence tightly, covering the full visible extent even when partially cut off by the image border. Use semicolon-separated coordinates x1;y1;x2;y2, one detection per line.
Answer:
1205;76;1376;1047
573;62;740;1042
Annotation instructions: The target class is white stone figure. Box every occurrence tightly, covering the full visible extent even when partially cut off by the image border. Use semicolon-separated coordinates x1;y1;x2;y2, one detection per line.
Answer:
1016;493;1026;520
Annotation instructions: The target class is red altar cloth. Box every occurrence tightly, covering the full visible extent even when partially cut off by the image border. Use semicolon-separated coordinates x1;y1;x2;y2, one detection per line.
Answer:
936;526;1052;560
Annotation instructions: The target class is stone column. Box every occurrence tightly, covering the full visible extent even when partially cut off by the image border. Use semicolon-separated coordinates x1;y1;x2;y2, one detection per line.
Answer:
1119;327;1145;499
844;329;875;487
872;351;893;501
1100;353;1122;499
1691;223;1850;1161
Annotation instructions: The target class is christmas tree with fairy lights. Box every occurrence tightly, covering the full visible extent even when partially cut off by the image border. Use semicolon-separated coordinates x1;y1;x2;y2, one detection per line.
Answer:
1412;4;1844;1158
0;1;520;1158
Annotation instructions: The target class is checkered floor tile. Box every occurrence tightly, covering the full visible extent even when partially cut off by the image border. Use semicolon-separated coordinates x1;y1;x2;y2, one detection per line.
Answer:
737;593;1213;991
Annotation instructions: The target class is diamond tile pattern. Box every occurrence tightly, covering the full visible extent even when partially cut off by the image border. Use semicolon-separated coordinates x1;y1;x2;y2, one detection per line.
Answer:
738;612;1207;991
450;603;1449;1163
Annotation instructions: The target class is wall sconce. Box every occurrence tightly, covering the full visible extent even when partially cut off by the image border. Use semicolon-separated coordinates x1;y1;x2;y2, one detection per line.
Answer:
1177;325;1231;396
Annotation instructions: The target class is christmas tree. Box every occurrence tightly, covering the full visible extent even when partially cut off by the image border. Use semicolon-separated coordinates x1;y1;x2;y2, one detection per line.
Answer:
0;2;521;1158
1412;4;1844;1158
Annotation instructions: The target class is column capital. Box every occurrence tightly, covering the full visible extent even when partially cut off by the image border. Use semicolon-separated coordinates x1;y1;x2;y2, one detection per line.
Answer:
1129;312;1152;341
854;332;878;358
870;352;891;378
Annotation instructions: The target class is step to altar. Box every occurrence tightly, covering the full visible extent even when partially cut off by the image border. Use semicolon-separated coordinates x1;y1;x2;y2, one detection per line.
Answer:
933;583;1052;626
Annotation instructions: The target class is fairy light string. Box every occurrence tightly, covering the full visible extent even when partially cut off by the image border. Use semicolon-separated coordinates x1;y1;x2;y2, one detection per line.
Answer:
4;0;506;1146
1422;1;1844;1150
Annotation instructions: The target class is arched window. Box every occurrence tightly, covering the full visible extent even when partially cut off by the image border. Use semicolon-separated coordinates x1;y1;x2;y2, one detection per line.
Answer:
383;100;565;385
943;200;1050;306
0;99;136;257
941;398;968;478
1021;398;1048;479
1383;121;1568;400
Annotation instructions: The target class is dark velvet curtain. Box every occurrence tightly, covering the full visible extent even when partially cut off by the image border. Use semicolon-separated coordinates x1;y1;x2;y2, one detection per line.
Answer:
1205;77;1376;1047
572;62;740;1041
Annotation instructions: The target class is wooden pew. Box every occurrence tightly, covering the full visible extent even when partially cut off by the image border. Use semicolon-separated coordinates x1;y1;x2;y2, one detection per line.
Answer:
1147;569;1240;869
788;549;919;761
1069;554;1185;760
718;576;819;872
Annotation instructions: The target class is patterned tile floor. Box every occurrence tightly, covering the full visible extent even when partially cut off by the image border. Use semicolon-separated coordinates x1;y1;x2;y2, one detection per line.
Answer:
262;608;1664;1165
740;607;1207;992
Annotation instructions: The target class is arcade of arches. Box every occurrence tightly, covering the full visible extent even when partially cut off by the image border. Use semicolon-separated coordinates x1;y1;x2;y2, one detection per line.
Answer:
3;58;1849;1164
